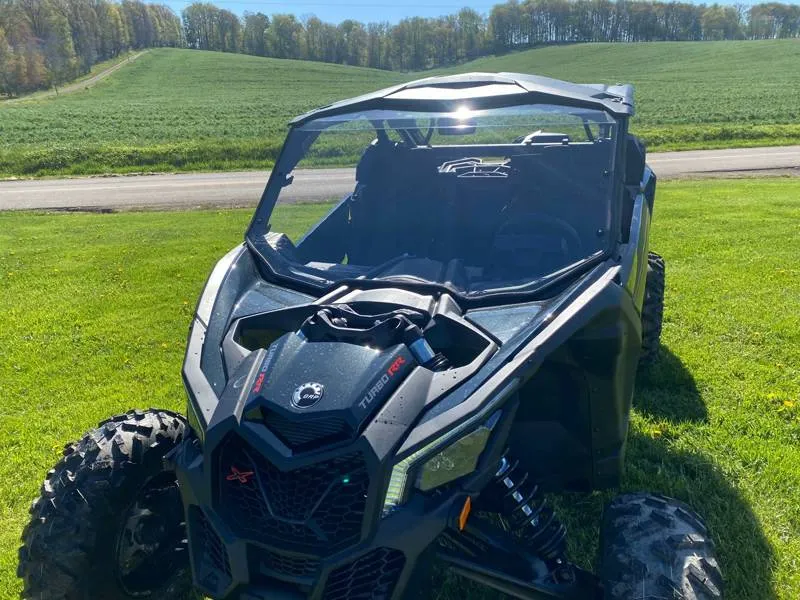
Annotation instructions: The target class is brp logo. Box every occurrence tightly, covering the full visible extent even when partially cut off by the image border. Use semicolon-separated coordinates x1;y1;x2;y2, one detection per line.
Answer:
292;382;325;409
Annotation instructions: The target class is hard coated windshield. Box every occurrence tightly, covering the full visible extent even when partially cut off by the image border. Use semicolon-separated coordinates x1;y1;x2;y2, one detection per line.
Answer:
249;104;617;299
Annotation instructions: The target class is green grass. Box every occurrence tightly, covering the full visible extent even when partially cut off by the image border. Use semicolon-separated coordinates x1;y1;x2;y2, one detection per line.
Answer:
1;179;799;598
454;40;800;144
0;49;405;177
1;41;799;176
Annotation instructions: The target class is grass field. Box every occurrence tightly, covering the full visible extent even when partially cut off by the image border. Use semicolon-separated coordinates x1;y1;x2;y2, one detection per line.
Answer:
0;50;404;177
1;41;799;176
0;178;799;598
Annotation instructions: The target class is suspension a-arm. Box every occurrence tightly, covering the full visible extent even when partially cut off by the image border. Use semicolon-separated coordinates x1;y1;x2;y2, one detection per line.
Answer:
437;454;604;600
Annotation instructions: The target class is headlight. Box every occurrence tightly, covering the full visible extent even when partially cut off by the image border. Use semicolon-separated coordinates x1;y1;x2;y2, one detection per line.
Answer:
415;425;494;492
186;398;206;446
382;411;501;516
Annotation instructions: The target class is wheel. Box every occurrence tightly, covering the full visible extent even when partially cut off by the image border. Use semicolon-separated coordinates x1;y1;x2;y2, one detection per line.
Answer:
640;251;665;365
18;409;196;599
601;493;723;600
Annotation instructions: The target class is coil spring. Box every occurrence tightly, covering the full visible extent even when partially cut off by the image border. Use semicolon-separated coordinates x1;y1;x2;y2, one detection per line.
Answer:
492;455;567;563
423;352;450;371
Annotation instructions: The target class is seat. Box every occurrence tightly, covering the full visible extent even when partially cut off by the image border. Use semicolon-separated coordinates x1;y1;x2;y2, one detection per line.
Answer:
347;144;442;266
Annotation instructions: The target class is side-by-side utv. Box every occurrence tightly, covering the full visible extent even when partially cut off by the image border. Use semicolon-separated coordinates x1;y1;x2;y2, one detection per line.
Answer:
19;72;722;600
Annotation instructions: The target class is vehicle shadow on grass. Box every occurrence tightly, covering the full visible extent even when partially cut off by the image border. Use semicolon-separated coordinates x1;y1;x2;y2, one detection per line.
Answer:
432;345;777;600
634;345;708;423
550;433;778;600
627;345;776;599
620;434;777;600
558;345;777;600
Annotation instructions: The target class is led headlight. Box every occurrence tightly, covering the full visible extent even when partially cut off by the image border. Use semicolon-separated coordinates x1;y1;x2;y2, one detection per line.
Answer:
383;411;501;516
415;424;495;492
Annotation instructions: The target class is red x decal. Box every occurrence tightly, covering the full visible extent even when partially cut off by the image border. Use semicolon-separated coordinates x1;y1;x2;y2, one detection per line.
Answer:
226;466;255;484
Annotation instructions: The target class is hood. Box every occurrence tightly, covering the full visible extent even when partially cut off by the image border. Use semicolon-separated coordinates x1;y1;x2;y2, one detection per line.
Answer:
242;333;416;452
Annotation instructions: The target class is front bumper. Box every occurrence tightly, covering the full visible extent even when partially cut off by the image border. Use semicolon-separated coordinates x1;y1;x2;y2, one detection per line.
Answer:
172;433;472;600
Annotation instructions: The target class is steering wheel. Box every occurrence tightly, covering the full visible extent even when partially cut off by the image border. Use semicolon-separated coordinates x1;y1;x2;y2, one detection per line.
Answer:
491;213;584;272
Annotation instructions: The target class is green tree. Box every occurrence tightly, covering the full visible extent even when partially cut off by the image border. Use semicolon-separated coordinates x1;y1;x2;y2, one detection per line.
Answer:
217;8;240;52
97;2;128;58
702;4;743;40
42;4;78;91
457;7;485;60
366;21;389;68
243;12;269;56
65;0;99;73
265;13;303;59
183;2;218;50
337;19;366;66
0;26;13;94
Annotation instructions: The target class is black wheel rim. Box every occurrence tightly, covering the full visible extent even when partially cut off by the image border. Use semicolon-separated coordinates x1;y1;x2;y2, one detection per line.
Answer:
114;471;189;596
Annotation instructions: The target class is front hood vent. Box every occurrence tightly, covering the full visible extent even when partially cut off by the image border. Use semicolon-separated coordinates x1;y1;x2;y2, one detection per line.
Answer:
261;410;351;452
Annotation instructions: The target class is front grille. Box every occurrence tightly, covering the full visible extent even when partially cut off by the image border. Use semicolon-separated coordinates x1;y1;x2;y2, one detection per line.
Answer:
188;506;232;595
261;549;321;578
218;435;369;552
323;548;405;600
263;410;351;451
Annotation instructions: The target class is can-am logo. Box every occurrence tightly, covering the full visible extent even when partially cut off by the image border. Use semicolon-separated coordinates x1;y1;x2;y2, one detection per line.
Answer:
358;356;406;410
292;382;325;409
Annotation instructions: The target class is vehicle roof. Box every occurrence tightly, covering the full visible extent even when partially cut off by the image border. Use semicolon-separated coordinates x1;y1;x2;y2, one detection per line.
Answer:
291;72;634;125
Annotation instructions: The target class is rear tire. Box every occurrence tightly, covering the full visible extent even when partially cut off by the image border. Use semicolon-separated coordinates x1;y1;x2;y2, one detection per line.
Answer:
640;252;665;366
18;409;195;599
601;493;723;600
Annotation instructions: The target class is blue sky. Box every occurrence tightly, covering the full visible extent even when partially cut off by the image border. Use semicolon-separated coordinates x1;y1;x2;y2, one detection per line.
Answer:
164;0;797;23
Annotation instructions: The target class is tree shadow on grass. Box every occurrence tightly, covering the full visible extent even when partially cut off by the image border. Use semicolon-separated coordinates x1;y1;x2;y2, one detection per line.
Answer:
635;345;708;423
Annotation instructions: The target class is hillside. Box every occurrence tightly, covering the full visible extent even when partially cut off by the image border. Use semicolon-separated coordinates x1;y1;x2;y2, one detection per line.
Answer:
0;50;405;176
1;42;799;176
445;40;800;147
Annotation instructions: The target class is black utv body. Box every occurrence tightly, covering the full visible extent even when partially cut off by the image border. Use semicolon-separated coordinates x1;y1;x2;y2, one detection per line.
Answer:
19;73;722;600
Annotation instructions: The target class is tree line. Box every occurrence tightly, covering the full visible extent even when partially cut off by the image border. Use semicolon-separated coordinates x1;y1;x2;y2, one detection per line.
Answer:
185;1;800;70
0;0;181;96
2;0;800;96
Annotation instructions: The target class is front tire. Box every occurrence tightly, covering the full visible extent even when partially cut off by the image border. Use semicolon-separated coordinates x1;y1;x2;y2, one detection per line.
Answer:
640;251;665;366
18;409;195;599
601;493;723;600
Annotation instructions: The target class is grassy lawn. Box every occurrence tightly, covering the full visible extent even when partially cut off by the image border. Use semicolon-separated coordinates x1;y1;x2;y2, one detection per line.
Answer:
1;41;799;176
1;178;799;598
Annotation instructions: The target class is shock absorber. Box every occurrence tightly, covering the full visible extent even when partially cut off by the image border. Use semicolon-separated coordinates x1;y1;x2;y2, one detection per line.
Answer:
491;455;567;565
